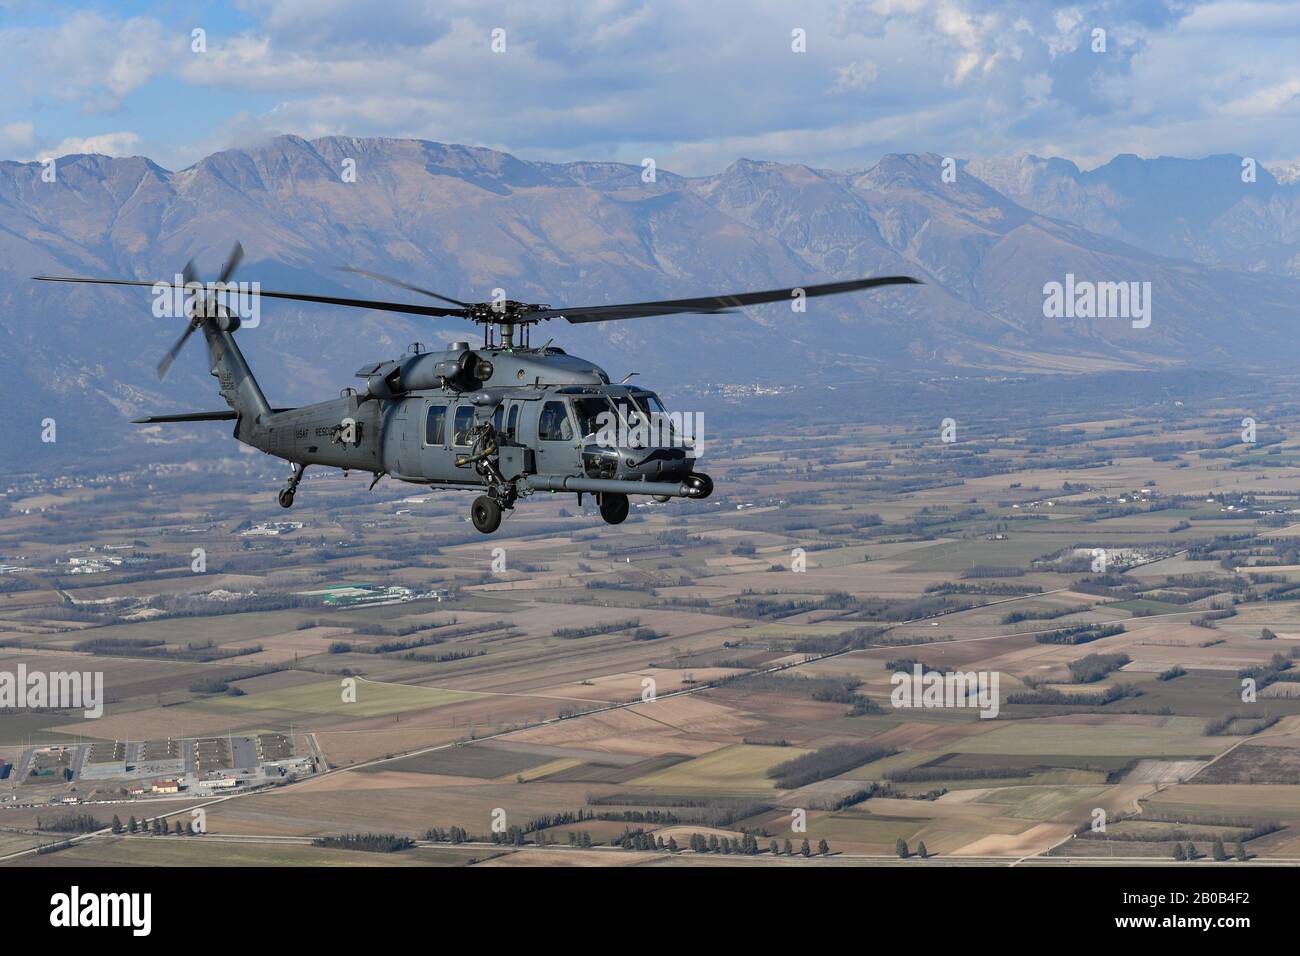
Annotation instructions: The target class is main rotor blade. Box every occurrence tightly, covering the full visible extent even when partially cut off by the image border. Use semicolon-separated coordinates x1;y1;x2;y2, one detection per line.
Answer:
35;258;204;292
34;276;174;290
249;288;467;317
157;322;197;380
32;275;469;318
338;267;471;308
538;275;923;324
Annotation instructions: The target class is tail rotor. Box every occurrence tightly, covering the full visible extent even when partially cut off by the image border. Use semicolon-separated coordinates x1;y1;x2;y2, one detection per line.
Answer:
157;242;244;380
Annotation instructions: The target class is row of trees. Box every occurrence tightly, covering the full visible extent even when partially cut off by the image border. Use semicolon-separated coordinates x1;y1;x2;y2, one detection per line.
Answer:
1172;838;1248;862
312;833;414;852
685;833;831;857
37;813;101;833
111;814;202;836
767;741;894;790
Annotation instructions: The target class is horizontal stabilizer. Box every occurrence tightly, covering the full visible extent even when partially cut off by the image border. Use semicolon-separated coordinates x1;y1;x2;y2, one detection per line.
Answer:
131;408;294;424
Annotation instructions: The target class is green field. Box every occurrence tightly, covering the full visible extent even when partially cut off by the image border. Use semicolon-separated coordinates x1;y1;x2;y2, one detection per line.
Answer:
772;809;928;845
899;536;1073;572
977;785;1109;820
205;677;481;717
631;744;810;792
838;749;937;780
893;769;1107;793
947;718;1228;758
1140;784;1300;820
7;837;496;867
1110;599;1188;616
357;744;552;778
935;752;1136;771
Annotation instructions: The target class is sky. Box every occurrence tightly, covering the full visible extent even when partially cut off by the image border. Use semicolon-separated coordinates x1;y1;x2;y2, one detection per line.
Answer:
1;0;1298;175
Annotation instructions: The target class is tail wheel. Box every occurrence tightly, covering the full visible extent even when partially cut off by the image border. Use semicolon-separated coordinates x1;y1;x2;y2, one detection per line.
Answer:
598;492;629;525
278;489;295;509
471;495;502;534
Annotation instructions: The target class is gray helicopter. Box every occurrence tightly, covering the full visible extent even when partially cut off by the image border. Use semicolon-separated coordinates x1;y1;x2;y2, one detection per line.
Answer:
36;244;919;533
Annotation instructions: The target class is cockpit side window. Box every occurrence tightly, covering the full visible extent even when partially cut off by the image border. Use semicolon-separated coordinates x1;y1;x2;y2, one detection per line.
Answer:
452;406;475;446
538;401;573;442
506;403;520;440
573;397;614;441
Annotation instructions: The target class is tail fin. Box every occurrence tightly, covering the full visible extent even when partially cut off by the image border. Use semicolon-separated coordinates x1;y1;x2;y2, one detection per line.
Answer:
202;319;272;446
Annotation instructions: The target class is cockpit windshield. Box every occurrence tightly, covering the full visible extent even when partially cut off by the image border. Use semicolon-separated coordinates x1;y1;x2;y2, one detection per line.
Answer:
636;392;669;415
627;391;679;441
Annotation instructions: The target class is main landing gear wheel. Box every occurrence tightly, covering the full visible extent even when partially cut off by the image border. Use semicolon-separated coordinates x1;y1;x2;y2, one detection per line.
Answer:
279;463;306;508
598;492;629;525
471;495;502;534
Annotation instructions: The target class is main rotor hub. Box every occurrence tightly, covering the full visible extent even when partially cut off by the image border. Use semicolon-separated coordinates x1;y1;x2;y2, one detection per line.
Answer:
466;301;552;326
464;302;553;349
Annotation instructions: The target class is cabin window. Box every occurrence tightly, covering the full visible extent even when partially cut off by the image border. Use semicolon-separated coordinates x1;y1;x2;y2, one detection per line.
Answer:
453;406;475;446
492;405;504;435
425;404;446;445
538;401;573;442
505;403;520;440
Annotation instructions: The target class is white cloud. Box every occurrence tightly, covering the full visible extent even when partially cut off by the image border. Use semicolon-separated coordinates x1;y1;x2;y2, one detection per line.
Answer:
40;132;143;159
1180;0;1300;35
1022;72;1051;110
3;12;177;111
0;122;36;154
1222;78;1300;117
830;60;879;92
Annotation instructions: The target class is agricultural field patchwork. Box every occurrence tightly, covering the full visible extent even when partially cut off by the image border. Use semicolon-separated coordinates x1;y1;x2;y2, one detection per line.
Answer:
8;379;1300;865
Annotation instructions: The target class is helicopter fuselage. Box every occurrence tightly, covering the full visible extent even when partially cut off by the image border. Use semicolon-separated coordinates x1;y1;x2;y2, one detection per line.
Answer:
240;339;712;529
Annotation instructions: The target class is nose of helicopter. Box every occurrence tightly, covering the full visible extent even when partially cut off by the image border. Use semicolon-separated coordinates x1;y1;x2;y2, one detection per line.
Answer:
581;442;694;481
620;446;693;479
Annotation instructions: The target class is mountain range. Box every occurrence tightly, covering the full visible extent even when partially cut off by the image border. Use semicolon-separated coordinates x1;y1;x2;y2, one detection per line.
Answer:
4;135;1300;461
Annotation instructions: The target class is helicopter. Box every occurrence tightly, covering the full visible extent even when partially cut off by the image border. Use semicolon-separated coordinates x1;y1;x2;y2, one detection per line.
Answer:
35;244;920;533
